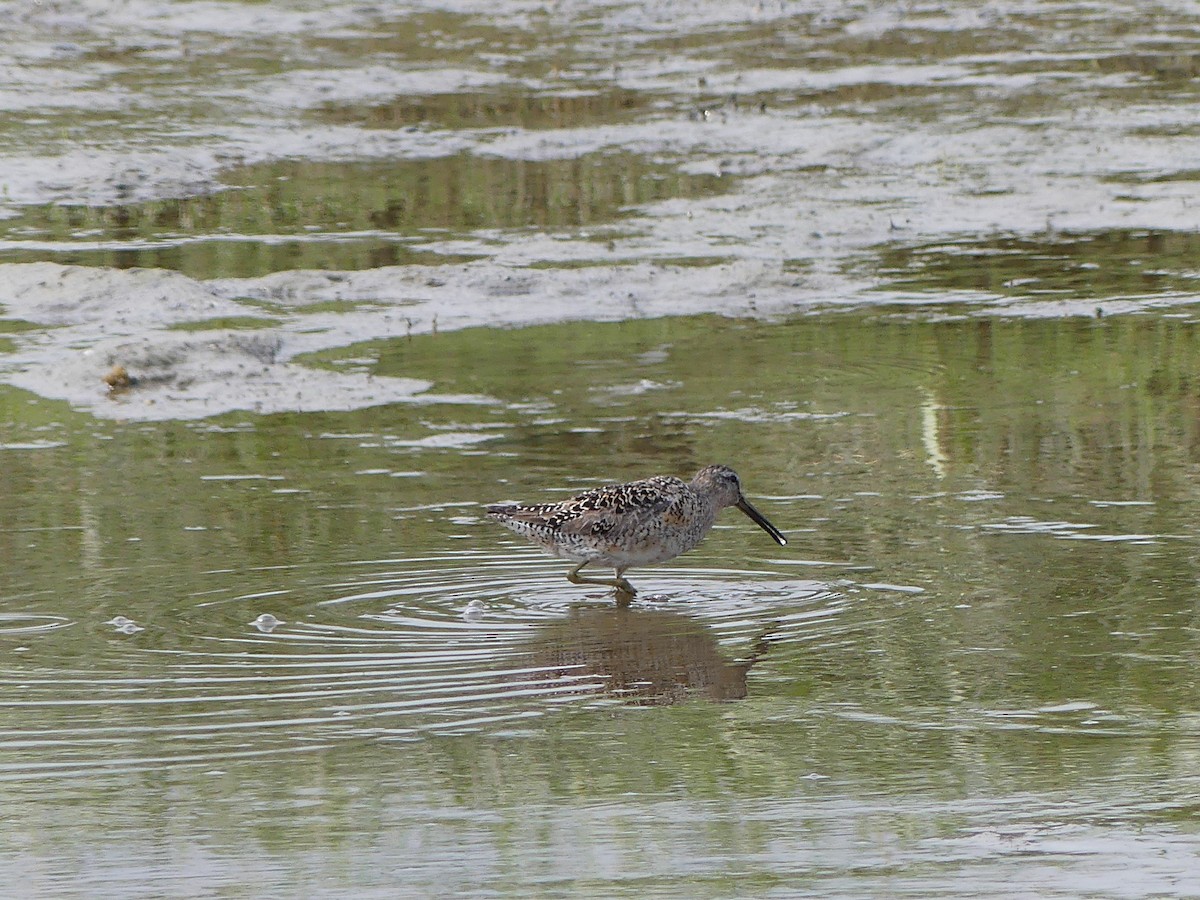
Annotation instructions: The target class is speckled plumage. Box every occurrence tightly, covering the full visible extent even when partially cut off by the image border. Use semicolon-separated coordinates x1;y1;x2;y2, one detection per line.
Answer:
487;464;786;601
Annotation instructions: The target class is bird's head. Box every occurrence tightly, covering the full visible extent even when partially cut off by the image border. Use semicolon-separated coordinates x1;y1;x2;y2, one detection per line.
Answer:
692;464;787;546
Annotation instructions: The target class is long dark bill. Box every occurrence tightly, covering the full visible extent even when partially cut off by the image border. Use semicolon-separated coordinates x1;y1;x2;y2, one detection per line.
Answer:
736;497;787;546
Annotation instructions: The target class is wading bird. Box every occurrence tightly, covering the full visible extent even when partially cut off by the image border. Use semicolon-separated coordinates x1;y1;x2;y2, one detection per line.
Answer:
487;464;786;603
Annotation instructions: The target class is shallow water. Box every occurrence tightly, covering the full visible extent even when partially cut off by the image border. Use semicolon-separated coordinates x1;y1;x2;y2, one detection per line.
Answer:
0;153;728;277
4;0;1200;896
5;311;1200;895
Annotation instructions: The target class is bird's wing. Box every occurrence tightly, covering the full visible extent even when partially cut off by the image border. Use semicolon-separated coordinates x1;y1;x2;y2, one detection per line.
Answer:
489;476;685;537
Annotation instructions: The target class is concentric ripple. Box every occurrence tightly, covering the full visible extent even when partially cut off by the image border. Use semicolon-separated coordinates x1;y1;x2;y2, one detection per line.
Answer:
0;613;74;635
0;549;847;782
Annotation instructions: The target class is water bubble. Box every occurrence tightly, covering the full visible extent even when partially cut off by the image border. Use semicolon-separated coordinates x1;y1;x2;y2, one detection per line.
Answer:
250;613;283;633
462;599;486;622
106;616;144;634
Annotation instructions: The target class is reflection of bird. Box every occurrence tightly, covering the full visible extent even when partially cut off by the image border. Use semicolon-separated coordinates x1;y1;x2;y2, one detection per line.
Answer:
487;464;787;602
520;607;780;704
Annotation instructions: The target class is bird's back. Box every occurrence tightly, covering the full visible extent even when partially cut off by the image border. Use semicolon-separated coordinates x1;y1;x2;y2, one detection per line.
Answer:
487;475;711;566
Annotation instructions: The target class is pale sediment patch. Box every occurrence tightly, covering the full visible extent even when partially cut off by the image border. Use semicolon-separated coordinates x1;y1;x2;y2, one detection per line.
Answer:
0;263;493;419
0;259;797;420
5;325;490;421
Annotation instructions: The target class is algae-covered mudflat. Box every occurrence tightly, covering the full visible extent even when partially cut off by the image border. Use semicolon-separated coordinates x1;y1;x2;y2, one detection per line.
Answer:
2;1;1200;896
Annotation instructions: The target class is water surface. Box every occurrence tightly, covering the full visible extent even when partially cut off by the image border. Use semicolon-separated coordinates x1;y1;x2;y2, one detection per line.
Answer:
4;310;1200;895
4;0;1200;895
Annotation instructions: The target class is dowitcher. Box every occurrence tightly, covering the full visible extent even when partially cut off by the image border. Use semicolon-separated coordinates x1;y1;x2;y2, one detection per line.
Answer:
487;464;786;601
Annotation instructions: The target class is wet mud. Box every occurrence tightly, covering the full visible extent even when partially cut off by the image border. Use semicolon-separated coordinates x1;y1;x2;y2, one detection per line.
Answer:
4;1;1200;417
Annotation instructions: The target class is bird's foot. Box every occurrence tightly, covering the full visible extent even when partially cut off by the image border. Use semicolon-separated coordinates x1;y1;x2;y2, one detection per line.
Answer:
614;587;636;608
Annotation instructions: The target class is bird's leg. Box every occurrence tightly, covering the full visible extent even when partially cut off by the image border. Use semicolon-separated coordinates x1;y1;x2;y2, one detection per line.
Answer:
567;562;638;598
613;567;636;596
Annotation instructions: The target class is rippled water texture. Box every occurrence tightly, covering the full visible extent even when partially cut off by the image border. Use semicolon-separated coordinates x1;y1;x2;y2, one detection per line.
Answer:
3;1;1200;897
5;312;1200;895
